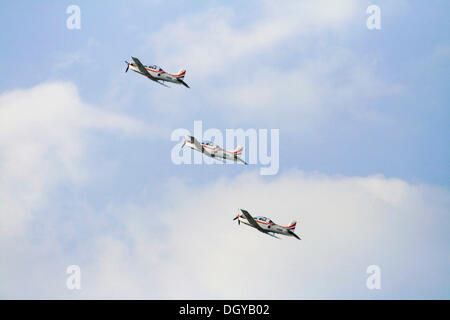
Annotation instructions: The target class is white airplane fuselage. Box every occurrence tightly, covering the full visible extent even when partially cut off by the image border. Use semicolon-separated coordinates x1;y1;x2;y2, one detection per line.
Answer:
127;63;186;85
183;136;247;164
236;214;297;238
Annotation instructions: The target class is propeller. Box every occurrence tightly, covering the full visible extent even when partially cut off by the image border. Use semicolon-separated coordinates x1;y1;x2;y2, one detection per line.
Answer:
233;214;240;225
125;61;129;73
181;136;194;150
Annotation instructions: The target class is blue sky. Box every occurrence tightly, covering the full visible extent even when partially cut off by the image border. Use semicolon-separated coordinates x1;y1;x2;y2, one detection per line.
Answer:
1;0;448;187
0;0;449;299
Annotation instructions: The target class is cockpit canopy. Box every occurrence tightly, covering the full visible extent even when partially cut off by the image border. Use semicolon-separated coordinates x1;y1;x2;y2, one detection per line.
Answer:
202;140;215;146
254;216;273;224
145;64;163;71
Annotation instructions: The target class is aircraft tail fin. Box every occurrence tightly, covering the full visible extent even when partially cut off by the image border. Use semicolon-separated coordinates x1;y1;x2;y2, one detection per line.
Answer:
176;69;186;79
232;146;243;154
286;220;297;231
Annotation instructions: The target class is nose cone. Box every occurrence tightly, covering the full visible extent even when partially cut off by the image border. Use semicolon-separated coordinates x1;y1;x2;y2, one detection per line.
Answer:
186;135;195;143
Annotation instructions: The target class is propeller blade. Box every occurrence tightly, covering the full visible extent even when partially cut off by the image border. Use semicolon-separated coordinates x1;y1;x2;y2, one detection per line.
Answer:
125;61;129;73
181;140;186;149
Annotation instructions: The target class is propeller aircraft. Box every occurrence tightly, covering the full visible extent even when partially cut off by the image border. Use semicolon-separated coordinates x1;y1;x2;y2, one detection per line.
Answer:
125;56;189;88
233;209;301;240
181;135;248;165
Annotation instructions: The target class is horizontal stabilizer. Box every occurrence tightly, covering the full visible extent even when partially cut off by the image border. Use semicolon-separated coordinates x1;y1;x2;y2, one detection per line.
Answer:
287;230;301;240
177;79;190;88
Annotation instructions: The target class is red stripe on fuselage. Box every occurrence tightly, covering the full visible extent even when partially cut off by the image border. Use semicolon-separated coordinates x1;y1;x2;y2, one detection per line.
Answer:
129;64;185;77
238;216;295;229
202;144;242;154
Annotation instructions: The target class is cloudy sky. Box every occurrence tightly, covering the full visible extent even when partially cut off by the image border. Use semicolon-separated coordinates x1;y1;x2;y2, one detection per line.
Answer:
0;0;449;299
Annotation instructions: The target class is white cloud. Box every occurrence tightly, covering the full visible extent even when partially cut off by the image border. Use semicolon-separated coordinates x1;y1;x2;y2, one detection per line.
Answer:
1;1;446;300
130;171;449;299
142;0;404;126
206;49;405;126
150;0;360;75
52;38;101;73
1;170;448;298
0;82;153;238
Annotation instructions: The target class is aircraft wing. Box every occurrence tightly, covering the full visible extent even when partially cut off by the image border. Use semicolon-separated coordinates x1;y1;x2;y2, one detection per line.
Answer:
154;80;170;87
187;136;211;156
240;209;265;232
266;232;281;239
187;135;203;150
131;57;158;80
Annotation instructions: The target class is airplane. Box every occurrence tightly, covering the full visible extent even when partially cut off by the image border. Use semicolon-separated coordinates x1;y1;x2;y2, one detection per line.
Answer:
233;209;301;240
125;56;190;88
181;135;248;165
